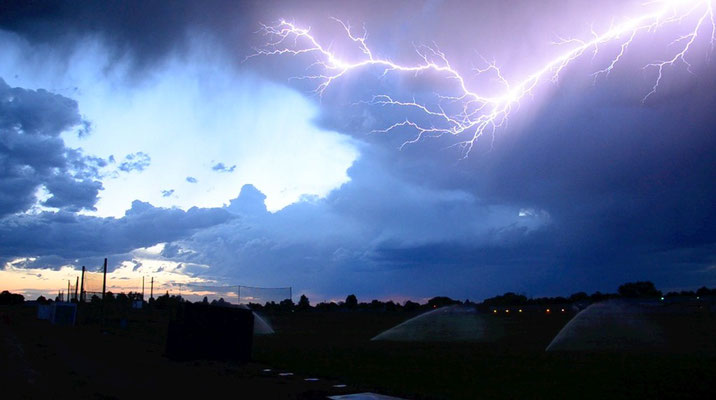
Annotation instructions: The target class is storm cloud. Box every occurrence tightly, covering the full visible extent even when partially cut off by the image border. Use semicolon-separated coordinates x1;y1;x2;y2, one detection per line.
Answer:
0;78;104;216
0;200;234;261
1;0;715;300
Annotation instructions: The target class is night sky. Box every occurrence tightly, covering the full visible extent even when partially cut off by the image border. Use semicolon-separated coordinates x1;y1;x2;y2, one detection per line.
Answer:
1;0;715;301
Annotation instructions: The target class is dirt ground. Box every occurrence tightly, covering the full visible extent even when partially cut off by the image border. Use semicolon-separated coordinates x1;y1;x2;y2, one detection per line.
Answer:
255;308;716;399
2;304;716;399
0;305;357;400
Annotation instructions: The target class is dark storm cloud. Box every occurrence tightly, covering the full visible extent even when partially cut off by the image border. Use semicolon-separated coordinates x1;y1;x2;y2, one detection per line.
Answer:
271;1;716;294
118;152;151;173
0;200;235;261
42;174;103;211
211;162;236;173
168;60;715;298
477;74;716;264
0;78;81;135
159;154;547;298
0;0;258;75
0;78;103;216
2;0;715;298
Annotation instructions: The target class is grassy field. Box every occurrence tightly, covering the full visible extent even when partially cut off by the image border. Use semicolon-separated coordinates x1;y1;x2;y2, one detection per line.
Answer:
2;303;715;399
253;309;716;399
0;304;355;399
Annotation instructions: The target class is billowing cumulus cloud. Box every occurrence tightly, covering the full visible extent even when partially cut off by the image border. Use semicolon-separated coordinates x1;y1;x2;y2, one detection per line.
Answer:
0;78;104;216
0;200;234;264
160;153;552;298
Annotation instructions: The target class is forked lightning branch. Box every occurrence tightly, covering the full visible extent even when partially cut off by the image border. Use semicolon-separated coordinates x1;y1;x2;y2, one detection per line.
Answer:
250;0;715;157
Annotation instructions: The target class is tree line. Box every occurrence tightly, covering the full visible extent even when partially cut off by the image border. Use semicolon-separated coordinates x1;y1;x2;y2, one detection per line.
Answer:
2;281;715;310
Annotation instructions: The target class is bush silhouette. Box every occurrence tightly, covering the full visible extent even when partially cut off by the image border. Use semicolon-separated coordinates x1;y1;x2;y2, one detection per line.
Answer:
618;281;661;298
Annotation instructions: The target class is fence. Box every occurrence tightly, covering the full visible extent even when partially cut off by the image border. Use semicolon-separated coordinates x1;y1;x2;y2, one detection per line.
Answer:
158;283;292;305
58;259;292;305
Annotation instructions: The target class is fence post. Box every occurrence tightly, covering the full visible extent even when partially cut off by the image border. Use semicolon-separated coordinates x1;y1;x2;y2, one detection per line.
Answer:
101;258;108;300
80;266;85;302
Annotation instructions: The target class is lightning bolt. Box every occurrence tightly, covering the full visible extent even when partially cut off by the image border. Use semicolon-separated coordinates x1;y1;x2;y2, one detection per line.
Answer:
249;0;715;157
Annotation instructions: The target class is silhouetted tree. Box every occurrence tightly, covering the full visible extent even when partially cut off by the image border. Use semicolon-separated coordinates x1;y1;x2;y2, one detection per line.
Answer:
297;294;311;310
426;296;460;308
210;297;228;307
279;298;295;311
568;292;589;303
590;291;608;302
345;294;358;309
618;281;661;298
385;300;397;312
116;292;130;306
403;300;420;311
104;291;116;303
263;301;278;312
315;301;339;311
36;295;49;304
368;299;385;311
127;291;143;301
483;292;527;306
0;291;24;305
155;292;183;309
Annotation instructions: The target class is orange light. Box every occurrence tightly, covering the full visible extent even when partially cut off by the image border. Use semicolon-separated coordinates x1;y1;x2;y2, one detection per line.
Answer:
518;309;522;313
546;308;551;313
505;309;509;313
493;309;497;313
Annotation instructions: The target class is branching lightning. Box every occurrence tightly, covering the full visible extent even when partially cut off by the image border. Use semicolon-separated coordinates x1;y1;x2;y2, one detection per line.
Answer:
249;0;715;157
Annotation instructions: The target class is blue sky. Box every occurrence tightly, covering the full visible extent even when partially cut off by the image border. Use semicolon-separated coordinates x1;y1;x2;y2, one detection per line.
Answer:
1;0;715;302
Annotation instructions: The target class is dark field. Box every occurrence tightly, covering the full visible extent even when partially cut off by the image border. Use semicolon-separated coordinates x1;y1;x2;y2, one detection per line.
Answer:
255;310;716;399
2;304;716;399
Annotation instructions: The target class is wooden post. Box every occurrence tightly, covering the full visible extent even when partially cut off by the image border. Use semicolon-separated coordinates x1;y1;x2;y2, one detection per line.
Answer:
79;266;85;302
101;258;107;299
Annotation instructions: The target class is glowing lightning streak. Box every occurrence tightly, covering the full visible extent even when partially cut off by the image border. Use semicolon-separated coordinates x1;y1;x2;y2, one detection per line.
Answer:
250;0;715;157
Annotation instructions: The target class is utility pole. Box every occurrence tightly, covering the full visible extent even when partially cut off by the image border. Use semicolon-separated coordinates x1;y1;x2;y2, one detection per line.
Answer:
142;276;145;301
80;266;85;302
67;280;70;302
74;277;79;302
150;277;154;300
101;258;108;299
